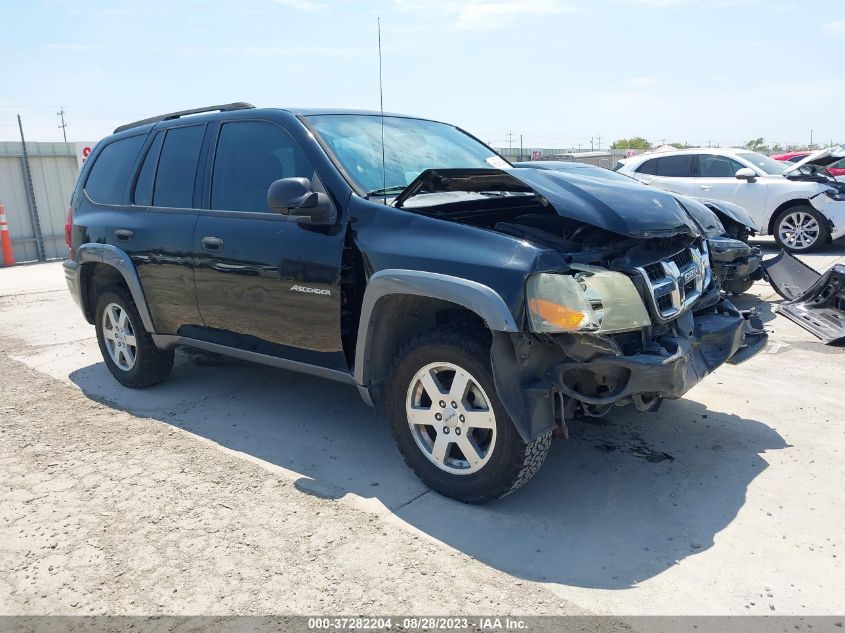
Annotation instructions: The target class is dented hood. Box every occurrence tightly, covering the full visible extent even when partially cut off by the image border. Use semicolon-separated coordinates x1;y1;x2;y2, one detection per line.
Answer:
394;168;700;239
784;144;845;173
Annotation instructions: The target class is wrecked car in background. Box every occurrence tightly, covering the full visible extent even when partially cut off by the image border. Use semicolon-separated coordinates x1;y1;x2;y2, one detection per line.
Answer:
616;146;845;253
515;161;763;294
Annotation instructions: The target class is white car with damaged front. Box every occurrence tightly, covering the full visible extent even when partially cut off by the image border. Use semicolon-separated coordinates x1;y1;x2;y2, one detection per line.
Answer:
616;146;845;252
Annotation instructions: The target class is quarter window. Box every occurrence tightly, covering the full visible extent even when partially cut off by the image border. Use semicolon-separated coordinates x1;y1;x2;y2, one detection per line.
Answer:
133;132;164;206
84;135;146;204
211;121;314;213
153;125;206;208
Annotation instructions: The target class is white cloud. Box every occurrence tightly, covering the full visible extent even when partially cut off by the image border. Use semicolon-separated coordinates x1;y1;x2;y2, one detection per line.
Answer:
396;0;576;32
273;0;326;10
823;20;845;35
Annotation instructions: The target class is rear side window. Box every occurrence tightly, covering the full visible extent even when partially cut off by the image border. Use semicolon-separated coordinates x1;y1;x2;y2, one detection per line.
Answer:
637;158;658;175
84;135;146;204
211;121;314;213
133;132;164;206
153;125;206;208
637;155;692;178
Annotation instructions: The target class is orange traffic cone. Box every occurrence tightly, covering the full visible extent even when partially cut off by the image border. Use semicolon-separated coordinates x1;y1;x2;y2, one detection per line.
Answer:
0;204;15;266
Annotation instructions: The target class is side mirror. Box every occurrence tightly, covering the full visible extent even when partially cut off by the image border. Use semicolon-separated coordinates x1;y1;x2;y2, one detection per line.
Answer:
735;167;757;182
267;177;336;225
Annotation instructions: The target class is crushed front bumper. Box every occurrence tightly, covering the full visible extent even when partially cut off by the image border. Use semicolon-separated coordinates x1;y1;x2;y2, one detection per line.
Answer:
491;299;767;442
708;236;763;293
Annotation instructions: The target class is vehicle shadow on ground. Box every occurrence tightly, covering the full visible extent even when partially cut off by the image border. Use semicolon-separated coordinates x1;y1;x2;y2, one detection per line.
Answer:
68;350;787;590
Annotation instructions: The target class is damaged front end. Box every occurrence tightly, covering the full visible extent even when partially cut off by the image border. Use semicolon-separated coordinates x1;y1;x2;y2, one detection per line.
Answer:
396;167;769;441
707;235;763;295
491;259;768;441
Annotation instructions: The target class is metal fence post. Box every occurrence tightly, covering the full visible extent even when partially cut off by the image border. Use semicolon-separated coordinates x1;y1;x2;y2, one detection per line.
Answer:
17;114;47;262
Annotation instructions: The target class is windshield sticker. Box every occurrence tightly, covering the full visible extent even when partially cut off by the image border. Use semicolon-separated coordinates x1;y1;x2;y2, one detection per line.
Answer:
486;156;510;170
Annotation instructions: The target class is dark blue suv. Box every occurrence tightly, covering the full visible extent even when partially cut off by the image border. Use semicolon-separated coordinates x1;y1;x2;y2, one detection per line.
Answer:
64;103;766;502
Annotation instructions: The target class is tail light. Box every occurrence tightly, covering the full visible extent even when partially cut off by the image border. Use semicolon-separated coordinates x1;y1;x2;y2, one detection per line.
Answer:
65;207;74;257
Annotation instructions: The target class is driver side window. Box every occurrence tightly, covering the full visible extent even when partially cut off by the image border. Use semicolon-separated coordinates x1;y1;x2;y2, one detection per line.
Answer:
697;155;745;178
211;121;314;213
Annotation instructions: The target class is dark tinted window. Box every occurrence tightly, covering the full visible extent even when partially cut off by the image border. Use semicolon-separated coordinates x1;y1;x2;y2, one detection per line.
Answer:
133;132;164;206
84;135;145;204
654;155;692;177
211;121;314;212
153;125;205;208
637;158;658;175
697;154;744;178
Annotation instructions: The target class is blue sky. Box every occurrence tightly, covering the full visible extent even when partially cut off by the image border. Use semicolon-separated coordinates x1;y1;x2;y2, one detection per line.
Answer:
1;0;843;148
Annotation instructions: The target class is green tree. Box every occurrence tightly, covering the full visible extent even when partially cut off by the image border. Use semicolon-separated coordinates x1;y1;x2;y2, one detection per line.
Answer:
611;137;652;150
744;137;768;152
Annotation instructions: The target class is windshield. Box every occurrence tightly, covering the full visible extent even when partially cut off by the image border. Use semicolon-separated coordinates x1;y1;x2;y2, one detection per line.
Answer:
552;164;638;183
736;152;787;175
305;114;505;195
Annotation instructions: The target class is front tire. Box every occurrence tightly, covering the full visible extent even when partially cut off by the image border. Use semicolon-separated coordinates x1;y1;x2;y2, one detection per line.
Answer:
773;206;829;253
95;285;174;388
386;330;551;504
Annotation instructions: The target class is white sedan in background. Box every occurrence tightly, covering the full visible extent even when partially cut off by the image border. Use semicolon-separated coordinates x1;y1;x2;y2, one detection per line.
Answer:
615;146;845;252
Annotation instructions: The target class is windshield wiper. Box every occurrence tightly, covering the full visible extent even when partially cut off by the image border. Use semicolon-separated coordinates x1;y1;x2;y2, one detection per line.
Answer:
366;185;407;198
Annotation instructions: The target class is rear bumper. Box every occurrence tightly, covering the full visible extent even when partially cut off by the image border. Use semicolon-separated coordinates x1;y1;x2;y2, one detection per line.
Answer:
63;259;82;308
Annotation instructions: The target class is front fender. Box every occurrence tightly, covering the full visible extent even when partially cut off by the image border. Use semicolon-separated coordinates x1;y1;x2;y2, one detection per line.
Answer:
353;269;519;395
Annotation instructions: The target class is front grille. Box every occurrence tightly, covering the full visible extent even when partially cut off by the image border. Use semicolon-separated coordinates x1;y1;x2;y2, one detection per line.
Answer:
634;242;711;323
644;263;664;282
671;249;693;269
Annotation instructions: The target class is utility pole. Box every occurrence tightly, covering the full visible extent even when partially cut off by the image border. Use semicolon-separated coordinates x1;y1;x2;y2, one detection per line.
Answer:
506;130;514;151
595;135;602;151
17;115;46;261
57;107;68;142
590;137;594;151
519;134;523;161
810;129;813;147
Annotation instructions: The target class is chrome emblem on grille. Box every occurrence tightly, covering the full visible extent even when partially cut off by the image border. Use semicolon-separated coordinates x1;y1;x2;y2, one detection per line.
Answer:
634;244;710;322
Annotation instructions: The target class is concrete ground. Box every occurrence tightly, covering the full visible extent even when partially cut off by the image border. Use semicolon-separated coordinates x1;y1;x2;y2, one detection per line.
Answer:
0;238;843;616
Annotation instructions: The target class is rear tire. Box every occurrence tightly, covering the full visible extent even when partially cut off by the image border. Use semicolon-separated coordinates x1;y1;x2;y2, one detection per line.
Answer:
773;205;829;253
386;330;551;504
95;285;174;388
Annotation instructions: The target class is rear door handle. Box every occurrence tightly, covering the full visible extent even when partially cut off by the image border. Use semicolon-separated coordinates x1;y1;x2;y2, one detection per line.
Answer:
699;185;713;191
201;236;224;251
114;229;134;241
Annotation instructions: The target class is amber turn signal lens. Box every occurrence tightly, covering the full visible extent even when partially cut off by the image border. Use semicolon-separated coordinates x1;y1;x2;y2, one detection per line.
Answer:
527;298;589;330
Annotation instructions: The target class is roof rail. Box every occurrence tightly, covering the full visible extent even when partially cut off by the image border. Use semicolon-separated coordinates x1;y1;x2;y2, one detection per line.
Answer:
113;102;255;134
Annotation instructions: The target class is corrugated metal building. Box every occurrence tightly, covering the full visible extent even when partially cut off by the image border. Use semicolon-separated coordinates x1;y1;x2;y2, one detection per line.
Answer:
0;141;80;263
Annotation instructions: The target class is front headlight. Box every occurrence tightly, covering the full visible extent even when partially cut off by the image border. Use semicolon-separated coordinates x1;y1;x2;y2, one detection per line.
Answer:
526;269;651;334
825;188;845;202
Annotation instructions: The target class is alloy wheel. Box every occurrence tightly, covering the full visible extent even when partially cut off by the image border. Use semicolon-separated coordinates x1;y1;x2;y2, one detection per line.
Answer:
405;361;497;475
102;302;137;371
778;211;820;251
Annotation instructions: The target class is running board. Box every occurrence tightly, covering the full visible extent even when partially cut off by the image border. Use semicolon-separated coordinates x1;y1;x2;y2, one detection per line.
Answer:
151;334;356;385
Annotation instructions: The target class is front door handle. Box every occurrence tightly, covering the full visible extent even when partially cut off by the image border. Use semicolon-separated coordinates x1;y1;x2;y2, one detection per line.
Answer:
699;185;713;191
201;236;224;251
114;229;134;241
